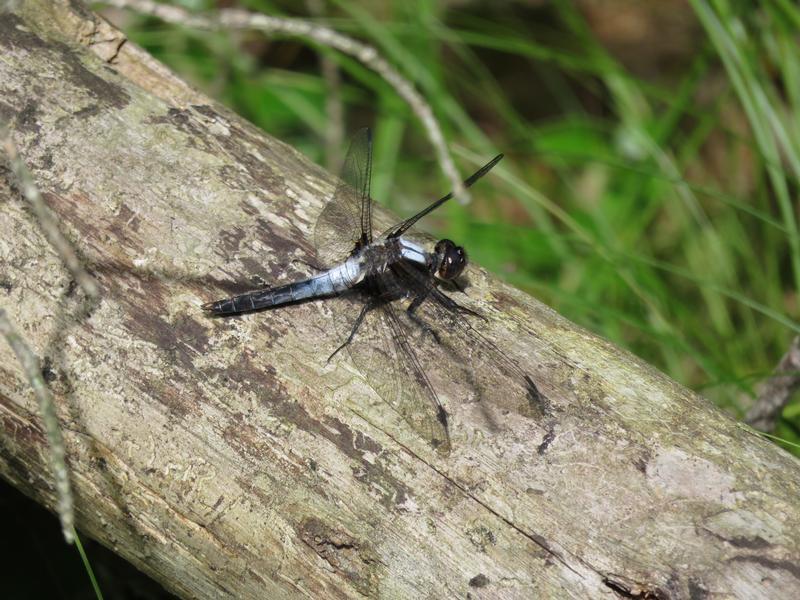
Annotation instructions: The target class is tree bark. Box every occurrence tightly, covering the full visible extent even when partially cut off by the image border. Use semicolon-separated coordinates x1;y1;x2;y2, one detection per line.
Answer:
1;1;799;598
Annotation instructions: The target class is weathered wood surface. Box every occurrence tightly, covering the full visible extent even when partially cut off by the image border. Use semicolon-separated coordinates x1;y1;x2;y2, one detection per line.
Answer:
1;2;799;598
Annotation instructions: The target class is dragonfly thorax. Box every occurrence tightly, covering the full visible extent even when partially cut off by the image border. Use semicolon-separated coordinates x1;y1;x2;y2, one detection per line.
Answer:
202;127;505;454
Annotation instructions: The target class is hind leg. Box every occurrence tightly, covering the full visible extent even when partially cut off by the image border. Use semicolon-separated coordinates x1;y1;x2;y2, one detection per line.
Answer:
327;300;375;363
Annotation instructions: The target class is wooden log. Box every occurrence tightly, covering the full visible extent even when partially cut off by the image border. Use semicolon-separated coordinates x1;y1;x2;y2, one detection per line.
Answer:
1;1;798;598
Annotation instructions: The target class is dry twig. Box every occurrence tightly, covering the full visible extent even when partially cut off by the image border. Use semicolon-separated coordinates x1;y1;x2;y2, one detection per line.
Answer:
1;126;101;544
102;0;469;203
1;127;99;301
306;0;344;171
746;336;800;431
0;309;74;543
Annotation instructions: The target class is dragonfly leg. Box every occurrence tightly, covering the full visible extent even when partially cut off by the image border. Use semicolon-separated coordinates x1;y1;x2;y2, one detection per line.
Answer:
434;290;487;323
447;278;467;294
291;256;325;273
406;294;441;345
251;275;270;288
327;300;374;363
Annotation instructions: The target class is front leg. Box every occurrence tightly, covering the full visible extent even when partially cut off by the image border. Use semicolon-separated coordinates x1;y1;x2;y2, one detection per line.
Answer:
406;293;442;345
431;288;487;323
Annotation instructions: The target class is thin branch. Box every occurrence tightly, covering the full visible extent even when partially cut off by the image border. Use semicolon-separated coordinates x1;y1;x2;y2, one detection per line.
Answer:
102;0;469;203
746;335;800;431
0;127;100;301
0;309;74;543
306;0;344;172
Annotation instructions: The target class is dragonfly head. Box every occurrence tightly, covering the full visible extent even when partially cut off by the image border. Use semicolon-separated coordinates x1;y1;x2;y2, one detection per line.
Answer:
434;239;467;280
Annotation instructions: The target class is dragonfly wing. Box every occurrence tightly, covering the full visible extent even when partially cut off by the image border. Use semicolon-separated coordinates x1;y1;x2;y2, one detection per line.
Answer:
331;275;452;453
314;128;374;267
393;261;543;415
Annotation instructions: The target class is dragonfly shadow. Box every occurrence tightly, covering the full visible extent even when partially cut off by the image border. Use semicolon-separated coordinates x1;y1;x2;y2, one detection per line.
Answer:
194;127;538;452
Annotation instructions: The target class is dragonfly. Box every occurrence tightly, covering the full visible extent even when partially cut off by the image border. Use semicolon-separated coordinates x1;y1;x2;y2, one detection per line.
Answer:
203;128;540;452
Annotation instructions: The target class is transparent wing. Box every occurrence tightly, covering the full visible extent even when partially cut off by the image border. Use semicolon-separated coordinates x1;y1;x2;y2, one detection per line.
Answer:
393;261;543;416
331;276;452;453
313;128;374;267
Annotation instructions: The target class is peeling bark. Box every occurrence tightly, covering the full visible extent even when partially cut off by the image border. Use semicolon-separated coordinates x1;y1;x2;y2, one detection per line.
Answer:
1;2;799;598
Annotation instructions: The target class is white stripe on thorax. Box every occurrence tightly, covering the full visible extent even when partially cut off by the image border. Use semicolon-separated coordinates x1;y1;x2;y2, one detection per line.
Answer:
398;238;427;266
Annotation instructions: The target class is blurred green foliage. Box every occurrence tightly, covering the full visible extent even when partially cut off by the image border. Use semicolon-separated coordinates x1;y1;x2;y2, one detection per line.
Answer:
104;0;800;450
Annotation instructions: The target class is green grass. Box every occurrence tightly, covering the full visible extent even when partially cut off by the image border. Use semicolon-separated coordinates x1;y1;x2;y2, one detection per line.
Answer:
103;0;800;449
74;528;104;599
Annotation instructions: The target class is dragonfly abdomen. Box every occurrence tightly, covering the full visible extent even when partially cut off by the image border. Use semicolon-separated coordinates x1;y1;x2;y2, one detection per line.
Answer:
203;258;362;315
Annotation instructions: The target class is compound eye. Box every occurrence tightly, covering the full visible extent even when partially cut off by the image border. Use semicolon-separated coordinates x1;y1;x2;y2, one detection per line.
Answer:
436;239;467;280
